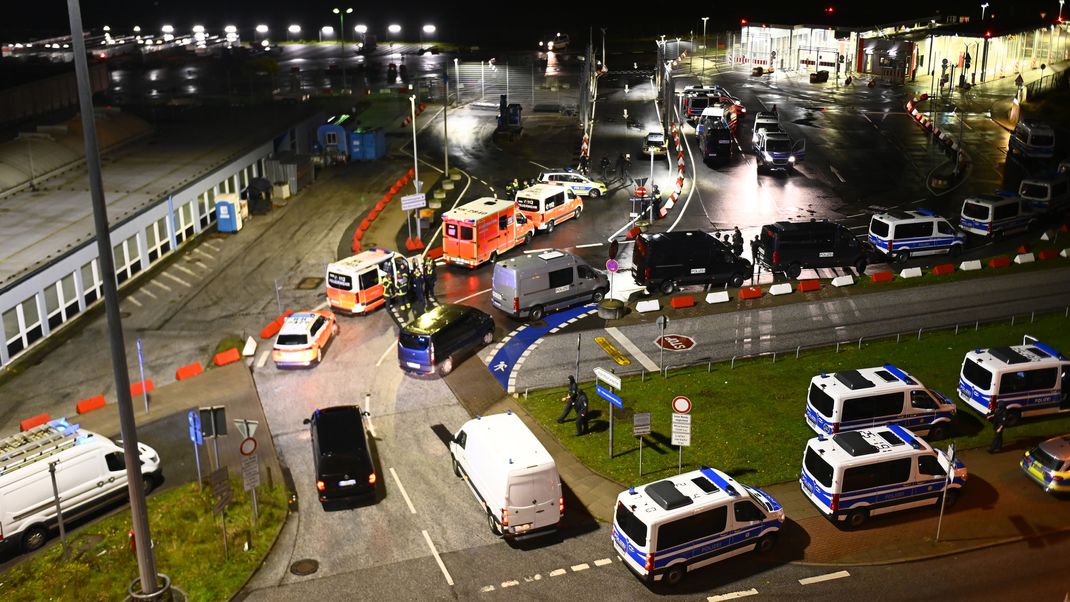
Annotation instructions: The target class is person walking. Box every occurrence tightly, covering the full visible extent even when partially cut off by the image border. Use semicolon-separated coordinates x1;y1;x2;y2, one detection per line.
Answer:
557;376;579;423
411;257;425;313
732;226;744;256
578;154;590;176
423;258;437;304
989;402;1008;453
600;155;611;182
622;153;632;182
615;153;626;181
574;388;590;436
750;235;761;284
396;268;410;312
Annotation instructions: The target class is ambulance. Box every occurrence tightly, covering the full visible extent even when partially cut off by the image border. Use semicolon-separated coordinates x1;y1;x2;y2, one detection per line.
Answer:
515;183;583;232
325;248;410;315
442;197;535;267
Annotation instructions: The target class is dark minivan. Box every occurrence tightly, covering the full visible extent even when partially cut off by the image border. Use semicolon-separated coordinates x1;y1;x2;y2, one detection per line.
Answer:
398;304;495;376
304;406;377;508
757;220;872;279
632;230;752;294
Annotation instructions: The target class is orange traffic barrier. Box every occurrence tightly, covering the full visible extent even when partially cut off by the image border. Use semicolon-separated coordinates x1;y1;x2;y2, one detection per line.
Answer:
870;271;894;283
931;263;955;276
175;362;204;381
130;379;155;398
798;280;821;292
407;167;415;177
1037;248;1059;261
352;233;362;253
214;347;241;367
20;413;51;432
988;256;1011;269
76;395;107;414
260;318;284;339
670;295;695;309
369;208;381;220
739;286;763;300
375;198;388;211
1017;244;1031;254
359;218;371;231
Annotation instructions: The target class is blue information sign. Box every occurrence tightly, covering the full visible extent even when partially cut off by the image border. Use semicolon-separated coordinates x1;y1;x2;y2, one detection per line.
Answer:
596;384;623;409
188;410;203;445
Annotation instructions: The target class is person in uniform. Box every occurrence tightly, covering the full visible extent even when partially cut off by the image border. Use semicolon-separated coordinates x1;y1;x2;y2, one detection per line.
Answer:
574;388;590;436
557;376;578;423
750;235;761;283
424;258;437;303
382;273;396;308
395;268;410;312
411;257;425;312
732;226;744;256
989;402;1008;453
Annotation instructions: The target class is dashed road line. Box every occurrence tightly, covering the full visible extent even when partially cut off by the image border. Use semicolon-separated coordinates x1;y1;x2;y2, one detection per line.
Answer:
190;260;210;271
151;280;172;293
829;164;847;183
523;575;541;582
549;569;567;577
313;300;329;311
529;160;552;170
799;570;851;586
574;242;604;248
162;271;191;287
127;296;142;307
454;288;491;303
708;588;760;601
501;580;519;588
256;350;271;368
570;563;590;572
421;530;454;586
524;248;553;254
593;558;613;567
480;585;495;593
174;264;198;278
195;248;215;260
604;327;659;372
140;288;158;300
202;240;221;251
390;468;417;514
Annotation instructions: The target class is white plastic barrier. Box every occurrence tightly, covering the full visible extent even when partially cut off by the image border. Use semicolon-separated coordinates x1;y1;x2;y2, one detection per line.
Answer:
705;291;730;304
769;283;793;296
1014;253;1035;264
831;275;855;287
636;299;661;313
1061;248;1070;258
900;267;924;279
959;260;983;271
242;336;258;357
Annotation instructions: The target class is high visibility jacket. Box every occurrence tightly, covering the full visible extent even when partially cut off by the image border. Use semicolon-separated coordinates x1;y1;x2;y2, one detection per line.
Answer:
383;276;396;297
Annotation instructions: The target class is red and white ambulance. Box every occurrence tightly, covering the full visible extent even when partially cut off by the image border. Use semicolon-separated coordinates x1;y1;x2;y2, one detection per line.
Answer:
515;183;583;233
442;197;535;267
325;248;409;314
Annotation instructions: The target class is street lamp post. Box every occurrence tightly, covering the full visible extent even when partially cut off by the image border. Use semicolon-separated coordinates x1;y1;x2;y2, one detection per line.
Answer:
332;8;353;91
422;24;436;46
287;24;300;42
409;95;421;243
981;2;989;22
701;17;709;71
453;57;460;103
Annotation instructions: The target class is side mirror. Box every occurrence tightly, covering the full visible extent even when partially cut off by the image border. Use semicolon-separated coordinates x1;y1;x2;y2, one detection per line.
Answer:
302;418;311;425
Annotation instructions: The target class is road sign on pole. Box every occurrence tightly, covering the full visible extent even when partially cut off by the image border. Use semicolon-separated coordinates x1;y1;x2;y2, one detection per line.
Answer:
188;411;203;491
672;412;691;474
234;418;259;440
400;193;427;211
241;454;261;530
593;367;622;389
656;315;669;374
936;442;956;542
594;366;622;459
672;395;692;414
634;412;651;475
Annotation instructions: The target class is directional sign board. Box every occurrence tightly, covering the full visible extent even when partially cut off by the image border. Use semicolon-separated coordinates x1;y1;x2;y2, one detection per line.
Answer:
401;193;427;211
593;367;621;390
633;412;651;437
241;455;261;492
597;384;623;409
188;410;203;445
671;413;692;446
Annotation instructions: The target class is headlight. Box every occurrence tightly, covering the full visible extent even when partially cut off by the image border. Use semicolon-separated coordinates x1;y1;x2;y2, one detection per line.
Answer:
788;155;796;163
762;152;772;161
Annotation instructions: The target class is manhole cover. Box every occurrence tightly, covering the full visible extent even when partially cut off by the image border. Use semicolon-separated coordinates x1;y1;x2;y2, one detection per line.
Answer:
296;277;323;290
290;559;319;576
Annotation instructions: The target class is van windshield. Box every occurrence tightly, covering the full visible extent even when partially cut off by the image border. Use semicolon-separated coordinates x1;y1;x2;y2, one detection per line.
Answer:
766;139;791;153
399;332;430;350
962;358;993;390
804;447;834;487
808;383;835;418
962;202;990;220
1019;183;1048;198
1032;134;1054;146
615;501;648;546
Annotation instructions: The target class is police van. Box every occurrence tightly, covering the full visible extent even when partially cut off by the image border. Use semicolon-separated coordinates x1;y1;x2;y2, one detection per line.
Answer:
957;336;1070;425
491;250;608;320
867;209;966;262
1018;173;1070;214
1009;120;1055;159
959;195;1035;238
800;424;966;529
612;466;784;586
805;364;957;440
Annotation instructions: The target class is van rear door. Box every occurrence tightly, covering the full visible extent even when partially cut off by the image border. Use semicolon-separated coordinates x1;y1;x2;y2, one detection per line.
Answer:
508;465;561;532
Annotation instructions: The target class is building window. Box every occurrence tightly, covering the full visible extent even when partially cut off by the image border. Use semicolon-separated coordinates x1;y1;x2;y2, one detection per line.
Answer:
145;217;171;263
113;235;141;285
181;202;195;239
3;306;22;358
81;260;102;305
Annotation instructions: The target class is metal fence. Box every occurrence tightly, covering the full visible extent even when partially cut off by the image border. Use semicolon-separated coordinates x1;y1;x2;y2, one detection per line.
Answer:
1025;67;1070;99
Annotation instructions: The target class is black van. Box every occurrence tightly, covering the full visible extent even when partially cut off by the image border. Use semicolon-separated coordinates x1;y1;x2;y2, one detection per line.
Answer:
397;304;495;376
757;220;872;279
304;406;377;508
632;230;752;294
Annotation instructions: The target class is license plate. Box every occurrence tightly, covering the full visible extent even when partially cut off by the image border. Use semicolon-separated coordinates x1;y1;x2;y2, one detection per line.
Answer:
1028;466;1045;480
406;362;421;369
803;479;813;494
339;479;356;487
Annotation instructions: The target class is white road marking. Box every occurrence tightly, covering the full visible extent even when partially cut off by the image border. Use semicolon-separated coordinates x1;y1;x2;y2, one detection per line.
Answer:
524;248;553;254
195;248;215;260
604;327;659;372
799;570;851;586
203;240;221;251
912;197;928;204
523;574;541;582
256;350;271;368
190;260;210;271
375;341;398;367
422;530;454;586
127;296;142;307
389;467;417;514
574;242;604;248
708;589;760;601
313;300;329;311
151;280;172;292
594;558;613;567
174;264;198;277
501;580;519;588
529;160;552;170
480;585;495;593
454;288;491;303
140;288;158;300
829;164;847;183
549;569;567;577
161;271;191;287
571;563;590;572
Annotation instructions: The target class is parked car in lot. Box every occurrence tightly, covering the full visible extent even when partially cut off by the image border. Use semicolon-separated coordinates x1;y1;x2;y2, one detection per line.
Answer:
304;406;377;508
398;304;495;376
959;195;1036;239
867;209;965;262
1020;434;1070;494
273;310;339;367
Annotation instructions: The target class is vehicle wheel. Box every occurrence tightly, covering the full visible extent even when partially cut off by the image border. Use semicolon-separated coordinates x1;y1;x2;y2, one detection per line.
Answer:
1004;409;1022;427
928;423;949;441
592;288;606;303
482;329;494;345
524;231;534;245
894;250;910;264
664;565;686;587
729;273;746;288
659;279;676;295
547;220;556;233
948;244;963;257
143;474;156;495
786;263;802;279
756;533;777;554
438;356;454;377
845;508;868;529
452;456;461;477
854;259;868;275
530;305;545;321
21;524;48;553
943;488;961;508
489;251;498;264
488;512;502;536
589;188;601;198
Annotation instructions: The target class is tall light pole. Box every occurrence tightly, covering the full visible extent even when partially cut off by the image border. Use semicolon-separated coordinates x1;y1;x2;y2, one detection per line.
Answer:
409;95;421;243
981;2;989;22
255;24;268;46
442;65;449;177
288;24;301;42
702;17;709;69
422;24;436;46
453;57;460;102
355;23;367;49
1060;0;1066;21
333;7;352;91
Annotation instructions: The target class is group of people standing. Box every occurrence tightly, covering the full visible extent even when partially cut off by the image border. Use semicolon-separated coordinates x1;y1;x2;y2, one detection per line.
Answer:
382;256;437;313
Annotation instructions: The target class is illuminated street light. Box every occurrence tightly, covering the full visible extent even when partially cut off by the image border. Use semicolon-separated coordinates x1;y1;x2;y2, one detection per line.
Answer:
224;25;237;34
288;24;300;41
355;24;367;34
981;2;989;21
388;24;402;34
256;24;268;34
103;25;110;32
161;24;174;34
332;8;353;91
193;25;205;34
133;25;141;33
423;24;436;34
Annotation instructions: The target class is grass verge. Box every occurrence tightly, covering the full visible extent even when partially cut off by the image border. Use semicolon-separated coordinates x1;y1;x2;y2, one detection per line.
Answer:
519;312;1070;487
0;480;287;601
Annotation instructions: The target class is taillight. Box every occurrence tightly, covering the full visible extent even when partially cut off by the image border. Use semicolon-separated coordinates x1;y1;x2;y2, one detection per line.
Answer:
316;480;326;492
501;508;509;526
831;493;840;511
368;472;377;485
559;496;565;515
1052;475;1064;481
772;250;779;264
832;423;839;434
988;396;996;411
514;296;519;312
887;240;893;251
644;266;651;281
430;342;435;365
644;553;654;571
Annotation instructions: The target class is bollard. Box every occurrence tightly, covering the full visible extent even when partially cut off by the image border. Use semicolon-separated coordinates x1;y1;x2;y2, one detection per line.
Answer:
772;352;777;363
858;337;863;350
955;324;959;335
707;359;712;372
836;342;841;353
897;333;901;344
975;321;979;331
641;370;646;382
917;328;923;341
1011;315;1016;326
796;345;801;359
525;388;529;399
1031;311;1035;323
731;356;736;369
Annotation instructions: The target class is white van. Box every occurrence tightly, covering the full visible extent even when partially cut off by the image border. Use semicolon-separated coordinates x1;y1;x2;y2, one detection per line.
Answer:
0;419;162;552
867;209;966;261
449;412;562;539
958;336;1070;425
612;466;783;586
959;195;1035;238
1009;120;1055;159
491;250;608;320
805;364;957;440
800;424;966;529
1018;173;1070;214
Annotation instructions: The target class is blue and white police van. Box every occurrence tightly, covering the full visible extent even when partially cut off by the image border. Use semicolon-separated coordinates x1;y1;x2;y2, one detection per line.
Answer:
867;209;966;262
800;424;966;529
612;467;783;587
806;364;957;440
958;336;1070;425
1009;120;1056;159
959;194;1035;238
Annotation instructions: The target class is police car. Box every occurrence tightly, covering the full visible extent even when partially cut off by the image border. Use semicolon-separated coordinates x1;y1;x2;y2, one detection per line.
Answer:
801;425;966;529
273;310;339;367
612;467;783;586
867;209;966;262
538;169;608;198
643;132;668;156
1020;434;1070;494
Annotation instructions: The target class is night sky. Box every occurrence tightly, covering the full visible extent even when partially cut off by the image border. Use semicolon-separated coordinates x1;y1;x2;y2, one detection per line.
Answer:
4;1;1062;46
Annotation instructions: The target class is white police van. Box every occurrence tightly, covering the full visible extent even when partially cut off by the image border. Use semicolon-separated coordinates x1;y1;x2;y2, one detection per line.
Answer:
957;336;1070;425
1009;120;1055;159
612;466;783;586
1018;173;1070;214
800;424;966;529
806;364;957;440
867;209;966;262
959;194;1035;238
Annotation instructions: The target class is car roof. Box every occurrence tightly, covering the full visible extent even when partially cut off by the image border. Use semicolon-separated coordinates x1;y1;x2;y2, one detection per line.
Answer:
518;183;568;198
311;406;366;451
616;467;748;521
646;132;665;140
1038;434;1070;461
966;342;1065;367
807;425;931;467
811;365;920;396
403;303;481;335
443;197;514;220
279;312;325;335
874;209;942;223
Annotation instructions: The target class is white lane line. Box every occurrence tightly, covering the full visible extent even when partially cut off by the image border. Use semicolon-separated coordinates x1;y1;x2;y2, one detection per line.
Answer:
389;467;417;514
140;288;158;300
799;570;851;586
203;240;221;251
256;350;271;368
174;264;198;277
480;585;495;593
912;197;927;204
501;580;519;588
571;563;590;572
549;569;567;577
594;558;613;567
128;296;142;307
708;589;760;601
454;288;491;303
529;160;551;170
190;260;210;271
604;327;659;372
195;248;215;260
151;280;172;292
375;341;398;367
422;530;454;586
829;165;847;183
161;271;191;287
574;242;604;248
523;574;541;582
524;248;553;254
313;300;329;311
